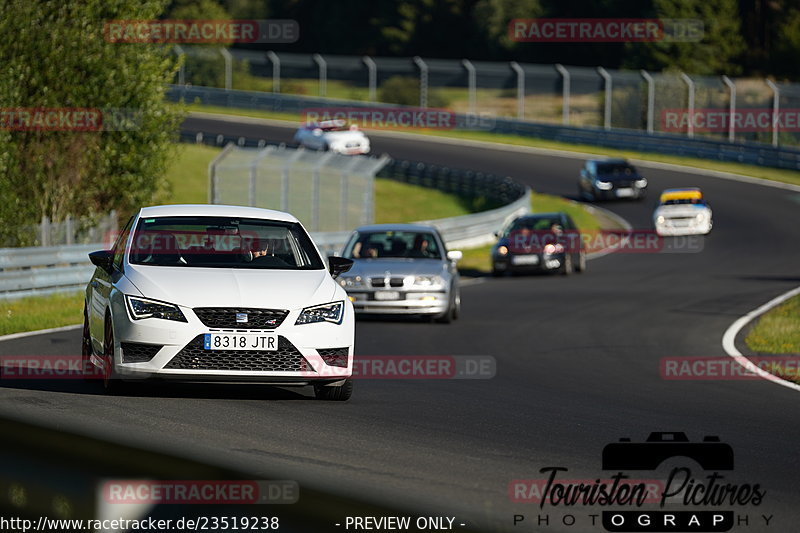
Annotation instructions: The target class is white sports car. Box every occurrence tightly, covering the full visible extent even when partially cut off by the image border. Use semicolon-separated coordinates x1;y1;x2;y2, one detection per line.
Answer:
82;204;355;400
293;119;370;155
653;188;713;236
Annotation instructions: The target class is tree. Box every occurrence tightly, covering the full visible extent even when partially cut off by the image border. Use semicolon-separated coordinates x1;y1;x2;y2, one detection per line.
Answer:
624;0;745;74
0;0;182;245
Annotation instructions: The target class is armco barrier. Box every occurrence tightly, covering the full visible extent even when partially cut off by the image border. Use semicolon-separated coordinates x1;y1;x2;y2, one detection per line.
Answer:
170;84;800;171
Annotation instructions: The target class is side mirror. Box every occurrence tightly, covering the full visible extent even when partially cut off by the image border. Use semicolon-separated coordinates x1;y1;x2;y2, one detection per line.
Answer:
447;250;463;262
89;250;114;272
328;256;353;278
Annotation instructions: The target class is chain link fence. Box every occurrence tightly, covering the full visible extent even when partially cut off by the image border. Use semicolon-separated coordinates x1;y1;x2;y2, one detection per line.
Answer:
175;46;800;147
209;144;389;232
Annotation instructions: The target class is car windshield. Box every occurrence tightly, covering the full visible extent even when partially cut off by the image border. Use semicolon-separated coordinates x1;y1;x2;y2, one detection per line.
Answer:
597;163;636;176
343;230;442;259
128;216;324;270
662;198;706;206
505;217;564;236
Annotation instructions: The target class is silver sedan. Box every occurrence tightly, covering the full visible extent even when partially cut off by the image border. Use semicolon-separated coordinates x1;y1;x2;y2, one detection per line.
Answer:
335;224;462;322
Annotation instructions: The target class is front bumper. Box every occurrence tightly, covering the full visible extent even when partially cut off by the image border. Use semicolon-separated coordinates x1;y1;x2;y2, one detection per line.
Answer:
346;289;449;315
109;303;354;382
655;220;712;236
493;253;563;273
593;186;646;200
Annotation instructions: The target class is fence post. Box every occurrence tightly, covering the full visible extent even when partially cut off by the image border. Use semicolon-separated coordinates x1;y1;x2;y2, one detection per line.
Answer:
266;51;280;93
363;56;377;102
311;152;335;232
208;142;236;204
312;53;327;97
721;75;736;143
509;61;525;120
413;56;428;108
173;45;185;86
340;157;360;231
40;216;49;247
680;72;695;138
555;64;570;125
462;59;476;115
65;215;74;245
640;70;654;134
597;66;612;130
220;48;232;90
765;79;780;147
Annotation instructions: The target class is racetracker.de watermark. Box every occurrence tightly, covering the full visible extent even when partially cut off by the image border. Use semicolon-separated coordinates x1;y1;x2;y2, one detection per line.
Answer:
509;18;703;42
104;19;298;44
1;356;102;379
661;108;800;133
509;478;664;505
505;229;704;254
0;108;143;132
302;107;460;130
660;356;800;380
305;355;496;379
102;480;297;504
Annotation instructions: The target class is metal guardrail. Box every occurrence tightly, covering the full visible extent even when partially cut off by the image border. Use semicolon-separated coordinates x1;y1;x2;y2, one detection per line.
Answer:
170;85;800;171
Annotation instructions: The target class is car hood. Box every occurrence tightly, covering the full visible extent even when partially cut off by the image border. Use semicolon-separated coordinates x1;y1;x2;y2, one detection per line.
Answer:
347;259;447;278
124;265;335;310
654;204;711;218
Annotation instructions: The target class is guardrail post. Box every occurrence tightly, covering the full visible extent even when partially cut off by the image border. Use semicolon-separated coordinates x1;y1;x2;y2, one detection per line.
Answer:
462;59;476;115
680;72;695;138
640;70;654;134
597;66;612;130
510;61;525;120
65;215;74;245
555;64;570;125
40;216;49;247
220;48;233;90
266;51;280;93
363;56;377;102
766;79;780;147
173;45;185;86
721;75;736;143
413;56;428;108
313;53;327;97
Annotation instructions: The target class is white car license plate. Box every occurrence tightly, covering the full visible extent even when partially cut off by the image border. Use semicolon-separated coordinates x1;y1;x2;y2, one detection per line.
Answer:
203;333;277;351
374;291;400;301
512;255;539;265
615;188;635;197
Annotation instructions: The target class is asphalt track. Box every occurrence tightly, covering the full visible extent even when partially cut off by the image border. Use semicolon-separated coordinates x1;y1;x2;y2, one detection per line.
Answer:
1;116;799;532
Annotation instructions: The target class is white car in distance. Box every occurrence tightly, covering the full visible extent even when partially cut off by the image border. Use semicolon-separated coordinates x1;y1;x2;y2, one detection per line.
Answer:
293;119;370;155
82;204;355;400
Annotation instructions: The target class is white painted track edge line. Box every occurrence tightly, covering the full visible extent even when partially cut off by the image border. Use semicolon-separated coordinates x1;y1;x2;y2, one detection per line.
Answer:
721;285;800;393
0;323;82;343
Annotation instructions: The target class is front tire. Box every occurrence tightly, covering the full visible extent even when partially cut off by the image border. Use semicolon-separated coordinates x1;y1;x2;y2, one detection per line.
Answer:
574;251;587;273
101;317;124;394
81;306;94;383
559;253;573;276
314;379;353;401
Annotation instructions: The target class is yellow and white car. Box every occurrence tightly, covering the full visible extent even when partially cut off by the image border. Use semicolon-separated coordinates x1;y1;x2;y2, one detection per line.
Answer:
653;188;713;236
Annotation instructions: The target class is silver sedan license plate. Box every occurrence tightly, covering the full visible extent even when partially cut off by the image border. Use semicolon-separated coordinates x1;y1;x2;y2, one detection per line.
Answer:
203;333;277;351
374;291;401;301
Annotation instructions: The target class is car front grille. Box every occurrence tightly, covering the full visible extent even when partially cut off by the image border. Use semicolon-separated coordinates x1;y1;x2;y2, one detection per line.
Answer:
193;308;289;329
121;342;163;363
317;348;349;367
370;277;405;288
165;335;308;372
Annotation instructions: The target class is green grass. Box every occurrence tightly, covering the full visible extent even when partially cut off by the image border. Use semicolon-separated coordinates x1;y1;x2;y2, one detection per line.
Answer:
185;104;800;188
0;292;84;336
164;143;220;204
746;295;800;355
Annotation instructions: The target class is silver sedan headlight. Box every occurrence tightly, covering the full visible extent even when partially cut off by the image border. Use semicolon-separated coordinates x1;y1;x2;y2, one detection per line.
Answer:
338;275;364;288
296;301;345;325
413;275;445;287
596;180;613;190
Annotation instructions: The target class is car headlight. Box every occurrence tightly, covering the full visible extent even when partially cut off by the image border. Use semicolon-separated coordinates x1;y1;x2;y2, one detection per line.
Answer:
414;275;444;287
596;180;613;190
635;178;648;188
696;212;706;221
656;215;665;224
543;243;565;255
497;245;508;256
295;301;344;325
125;295;187;322
338;275;363;288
